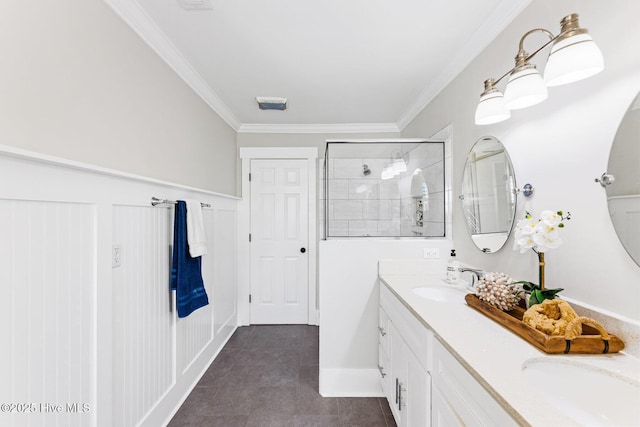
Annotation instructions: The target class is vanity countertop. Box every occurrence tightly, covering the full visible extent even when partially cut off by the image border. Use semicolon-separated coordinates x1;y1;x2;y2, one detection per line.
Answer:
378;273;640;427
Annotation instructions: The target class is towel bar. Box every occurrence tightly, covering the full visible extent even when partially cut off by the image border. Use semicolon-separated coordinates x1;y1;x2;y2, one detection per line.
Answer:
151;197;211;208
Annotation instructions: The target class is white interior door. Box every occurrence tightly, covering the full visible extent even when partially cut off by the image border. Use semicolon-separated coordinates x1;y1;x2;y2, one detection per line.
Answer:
250;159;309;324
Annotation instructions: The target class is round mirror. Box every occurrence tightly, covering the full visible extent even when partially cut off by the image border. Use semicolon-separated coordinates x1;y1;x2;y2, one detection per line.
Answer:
605;91;640;267
461;136;517;253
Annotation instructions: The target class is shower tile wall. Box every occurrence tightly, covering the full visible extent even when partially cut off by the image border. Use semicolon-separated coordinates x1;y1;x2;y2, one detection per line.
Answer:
320;144;445;238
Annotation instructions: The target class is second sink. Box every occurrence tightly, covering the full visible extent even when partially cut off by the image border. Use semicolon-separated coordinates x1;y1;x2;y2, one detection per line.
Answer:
522;357;640;426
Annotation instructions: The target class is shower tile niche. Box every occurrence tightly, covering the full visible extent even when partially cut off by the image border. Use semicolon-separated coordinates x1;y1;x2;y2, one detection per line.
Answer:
323;140;445;238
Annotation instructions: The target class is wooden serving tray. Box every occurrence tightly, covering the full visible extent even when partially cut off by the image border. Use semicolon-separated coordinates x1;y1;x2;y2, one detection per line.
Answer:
465;294;624;354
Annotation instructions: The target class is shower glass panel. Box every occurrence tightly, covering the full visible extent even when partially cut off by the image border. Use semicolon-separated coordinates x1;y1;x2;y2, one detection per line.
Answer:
323;140;445;238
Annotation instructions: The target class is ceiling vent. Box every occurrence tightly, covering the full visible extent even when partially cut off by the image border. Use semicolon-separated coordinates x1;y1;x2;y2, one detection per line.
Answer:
256;97;288;111
177;0;212;10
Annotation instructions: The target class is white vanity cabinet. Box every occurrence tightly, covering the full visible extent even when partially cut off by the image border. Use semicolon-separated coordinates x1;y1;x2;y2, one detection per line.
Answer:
379;284;431;427
379;281;517;427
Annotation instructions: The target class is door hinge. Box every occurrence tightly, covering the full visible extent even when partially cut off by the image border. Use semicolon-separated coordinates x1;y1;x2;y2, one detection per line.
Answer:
249;233;252;242
249;294;252;303
249;173;251;182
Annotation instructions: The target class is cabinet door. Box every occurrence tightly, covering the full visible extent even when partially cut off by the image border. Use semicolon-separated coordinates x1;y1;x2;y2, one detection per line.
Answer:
432;386;464;427
391;323;431;427
405;348;431;427
389;322;404;425
433;339;518;426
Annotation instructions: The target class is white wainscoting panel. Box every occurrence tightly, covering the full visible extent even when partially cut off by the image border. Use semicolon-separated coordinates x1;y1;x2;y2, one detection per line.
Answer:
0;200;96;427
177;209;214;375
213;210;238;335
112;205;174;426
0;147;239;427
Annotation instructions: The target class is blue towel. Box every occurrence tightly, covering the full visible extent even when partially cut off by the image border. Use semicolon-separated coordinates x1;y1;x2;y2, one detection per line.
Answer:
170;201;209;318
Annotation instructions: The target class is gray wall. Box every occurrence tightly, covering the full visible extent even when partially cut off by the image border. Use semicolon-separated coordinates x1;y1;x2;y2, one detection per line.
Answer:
0;0;237;195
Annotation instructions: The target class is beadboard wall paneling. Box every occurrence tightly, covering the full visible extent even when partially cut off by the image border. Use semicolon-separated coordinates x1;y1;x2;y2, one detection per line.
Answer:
112;205;174;426
0;200;95;427
213;210;238;335
0;148;239;427
177;210;215;375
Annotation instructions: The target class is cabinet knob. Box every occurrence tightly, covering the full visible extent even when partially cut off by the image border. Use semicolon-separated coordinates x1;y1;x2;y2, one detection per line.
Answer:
300;247;306;253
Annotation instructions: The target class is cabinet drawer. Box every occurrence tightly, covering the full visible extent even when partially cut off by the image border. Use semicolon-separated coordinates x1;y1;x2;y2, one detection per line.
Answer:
432;339;517;427
378;307;390;359
378;344;392;401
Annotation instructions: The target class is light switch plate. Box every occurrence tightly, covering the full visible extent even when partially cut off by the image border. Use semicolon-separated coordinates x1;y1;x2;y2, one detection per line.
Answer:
423;248;440;259
112;245;122;268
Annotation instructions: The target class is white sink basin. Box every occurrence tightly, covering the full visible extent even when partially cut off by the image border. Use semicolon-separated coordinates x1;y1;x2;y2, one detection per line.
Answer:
439;278;470;287
411;286;464;303
522;358;640;426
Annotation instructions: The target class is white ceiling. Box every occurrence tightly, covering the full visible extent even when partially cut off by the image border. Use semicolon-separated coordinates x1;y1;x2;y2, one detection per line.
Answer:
107;0;532;132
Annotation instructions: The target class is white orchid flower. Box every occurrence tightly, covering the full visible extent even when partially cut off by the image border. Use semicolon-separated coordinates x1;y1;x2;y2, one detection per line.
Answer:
515;217;536;234
533;230;562;252
541;210;562;227
514;235;535;253
534;221;557;235
513;210;568;254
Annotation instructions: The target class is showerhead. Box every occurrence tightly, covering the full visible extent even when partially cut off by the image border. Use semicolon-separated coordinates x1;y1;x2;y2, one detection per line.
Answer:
363;164;371;176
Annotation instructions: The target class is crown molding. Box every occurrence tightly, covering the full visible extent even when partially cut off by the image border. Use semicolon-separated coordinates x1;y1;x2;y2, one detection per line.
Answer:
237;123;401;134
103;0;241;131
396;0;533;130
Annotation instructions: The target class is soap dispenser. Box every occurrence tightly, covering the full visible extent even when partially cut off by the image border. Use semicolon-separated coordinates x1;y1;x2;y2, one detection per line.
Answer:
446;249;460;284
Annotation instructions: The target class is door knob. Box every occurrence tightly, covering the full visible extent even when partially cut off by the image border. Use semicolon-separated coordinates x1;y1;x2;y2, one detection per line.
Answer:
300;247;306;253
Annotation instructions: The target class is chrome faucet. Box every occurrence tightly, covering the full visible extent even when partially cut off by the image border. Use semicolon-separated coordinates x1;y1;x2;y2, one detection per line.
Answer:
458;267;483;288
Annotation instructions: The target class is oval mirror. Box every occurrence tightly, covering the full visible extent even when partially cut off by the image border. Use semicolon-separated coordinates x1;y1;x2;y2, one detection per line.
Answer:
461;136;517;253
605;91;640;267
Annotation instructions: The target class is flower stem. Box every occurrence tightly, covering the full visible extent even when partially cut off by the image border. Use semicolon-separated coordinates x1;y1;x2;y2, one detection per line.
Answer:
538;252;545;290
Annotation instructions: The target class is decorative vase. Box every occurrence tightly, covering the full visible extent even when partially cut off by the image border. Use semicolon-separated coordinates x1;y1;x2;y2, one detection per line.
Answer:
538;252;545;290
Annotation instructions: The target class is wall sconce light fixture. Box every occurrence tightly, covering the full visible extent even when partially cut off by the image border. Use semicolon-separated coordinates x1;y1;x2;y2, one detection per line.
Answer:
475;13;604;125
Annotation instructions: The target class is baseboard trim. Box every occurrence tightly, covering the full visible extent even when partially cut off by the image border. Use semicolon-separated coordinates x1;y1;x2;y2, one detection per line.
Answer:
156;325;238;427
319;368;384;397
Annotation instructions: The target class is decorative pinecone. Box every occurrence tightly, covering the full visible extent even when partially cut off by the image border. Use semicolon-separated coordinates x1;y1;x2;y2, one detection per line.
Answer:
476;272;521;311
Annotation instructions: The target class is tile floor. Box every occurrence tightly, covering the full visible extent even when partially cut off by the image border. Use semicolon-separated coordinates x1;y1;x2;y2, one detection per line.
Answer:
169;325;396;427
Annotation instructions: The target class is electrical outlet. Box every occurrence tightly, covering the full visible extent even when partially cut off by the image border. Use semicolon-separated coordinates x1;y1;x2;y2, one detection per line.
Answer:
112;245;122;268
423;248;440;259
